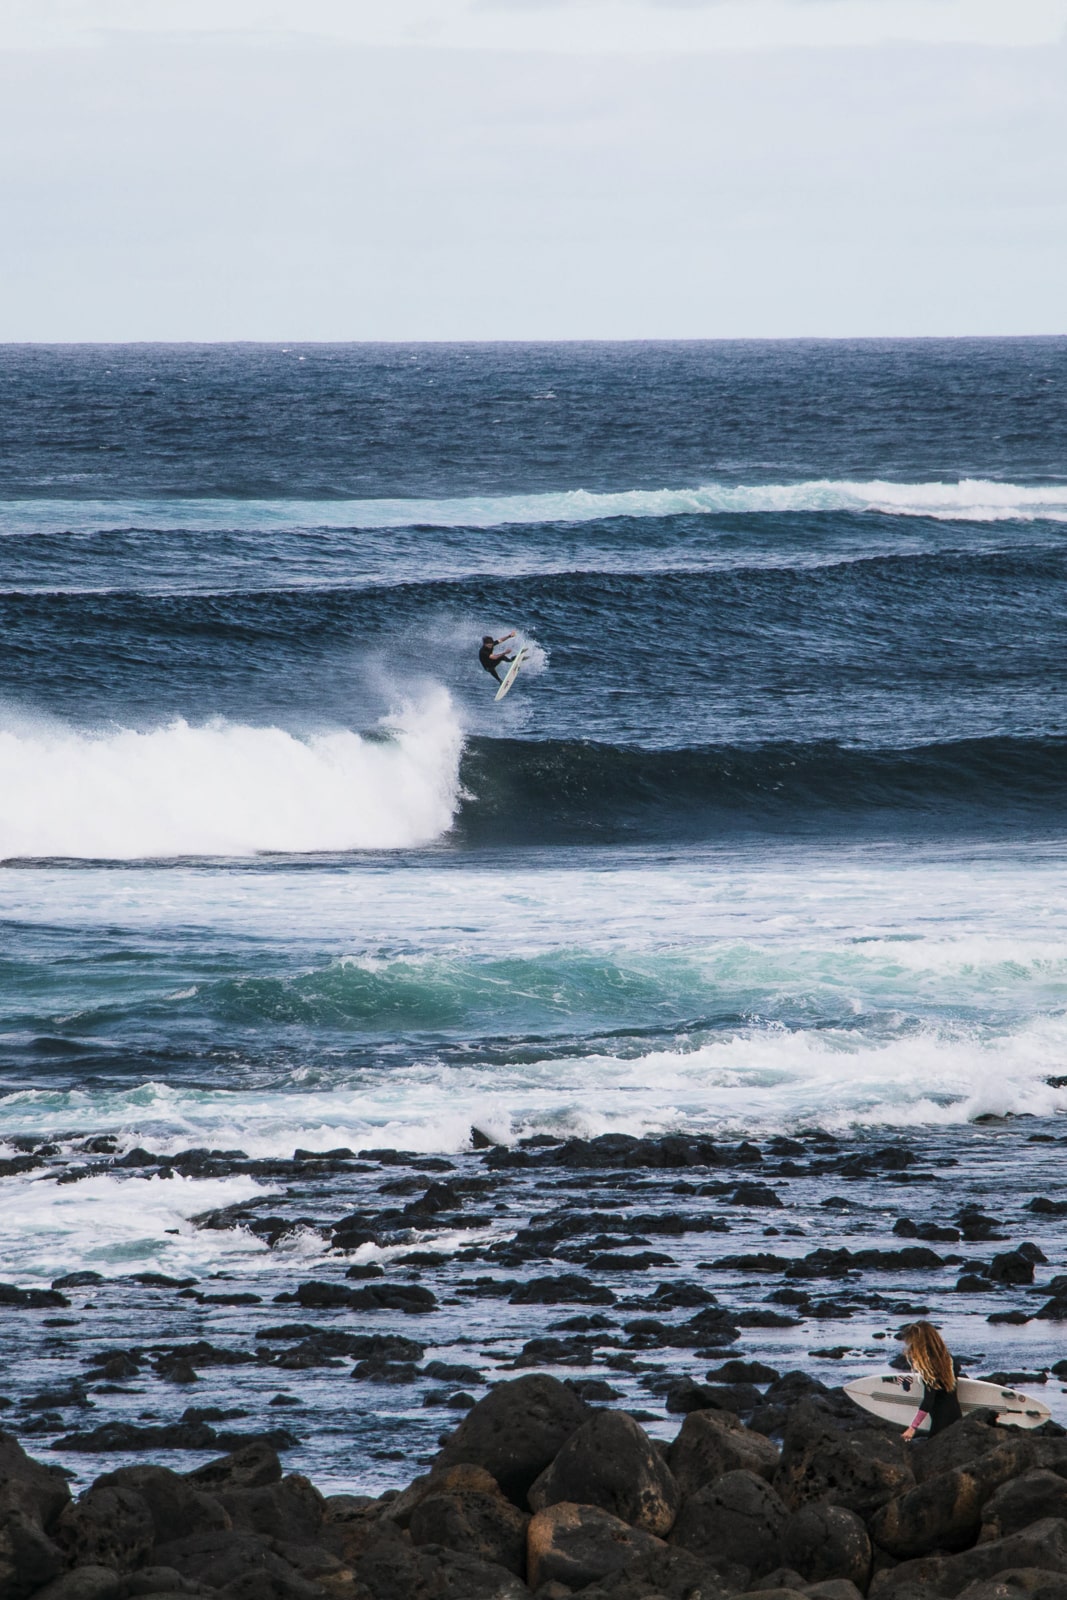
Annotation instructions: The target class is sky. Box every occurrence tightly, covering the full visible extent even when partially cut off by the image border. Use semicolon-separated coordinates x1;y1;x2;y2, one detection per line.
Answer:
2;0;1065;339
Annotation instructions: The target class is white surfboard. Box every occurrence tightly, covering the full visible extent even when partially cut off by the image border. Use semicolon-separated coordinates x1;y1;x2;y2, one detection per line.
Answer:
845;1373;1050;1432
494;646;528;703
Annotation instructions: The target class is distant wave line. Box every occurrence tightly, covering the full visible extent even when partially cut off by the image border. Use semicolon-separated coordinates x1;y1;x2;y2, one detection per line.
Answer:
2;477;1067;535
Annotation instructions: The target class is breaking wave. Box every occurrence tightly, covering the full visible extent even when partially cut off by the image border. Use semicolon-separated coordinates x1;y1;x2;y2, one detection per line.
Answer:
0;690;463;860
3;477;1067;536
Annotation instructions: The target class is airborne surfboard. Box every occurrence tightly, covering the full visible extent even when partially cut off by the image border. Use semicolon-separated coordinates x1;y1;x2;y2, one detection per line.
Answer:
844;1373;1050;1432
494;646;528;702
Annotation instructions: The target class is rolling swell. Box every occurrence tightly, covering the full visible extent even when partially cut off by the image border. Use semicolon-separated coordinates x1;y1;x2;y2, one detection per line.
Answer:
455;734;1067;843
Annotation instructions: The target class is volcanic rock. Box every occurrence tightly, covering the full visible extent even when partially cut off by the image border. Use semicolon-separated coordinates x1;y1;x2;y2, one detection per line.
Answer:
871;1440;1040;1559
980;1470;1067;1542
871;1517;1067;1598
93;1465;229;1545
433;1375;591;1504
666;1408;780;1495
775;1402;914;1518
55;1483;154;1571
670;1467;789;1581
780;1502;872;1589
0;1507;66;1599
528;1410;680;1535
526;1501;666;1590
409;1479;529;1575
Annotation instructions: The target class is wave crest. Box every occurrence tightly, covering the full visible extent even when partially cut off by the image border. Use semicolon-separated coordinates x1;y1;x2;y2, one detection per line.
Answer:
5;477;1067;536
0;690;463;860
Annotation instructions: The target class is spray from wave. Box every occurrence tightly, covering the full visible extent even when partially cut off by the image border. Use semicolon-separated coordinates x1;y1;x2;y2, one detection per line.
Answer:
0;689;464;860
4;478;1067;536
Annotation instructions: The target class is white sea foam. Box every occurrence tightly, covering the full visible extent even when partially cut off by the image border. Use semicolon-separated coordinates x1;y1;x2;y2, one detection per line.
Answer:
0;689;463;859
2;478;1066;536
0;1170;276;1288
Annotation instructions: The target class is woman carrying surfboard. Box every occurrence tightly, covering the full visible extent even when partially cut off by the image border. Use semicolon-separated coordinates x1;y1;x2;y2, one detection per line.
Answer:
900;1321;963;1440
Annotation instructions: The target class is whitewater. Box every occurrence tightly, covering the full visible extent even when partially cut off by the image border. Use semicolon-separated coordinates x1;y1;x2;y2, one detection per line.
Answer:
0;689;464;858
4;477;1067;540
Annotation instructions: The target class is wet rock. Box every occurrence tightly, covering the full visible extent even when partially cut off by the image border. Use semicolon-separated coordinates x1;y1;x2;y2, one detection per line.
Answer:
434;1375;591;1505
707;1360;781;1385
871;1518;1067;1599
94;1464;229;1545
149;1527;323;1596
775;1403;914;1518
424;1361;485;1386
349;1283;438;1313
187;1442;282;1490
527;1501;666;1590
216;1473;326;1546
56;1482;154;1571
51;1272;106;1290
122;1566;216;1594
25;1568;123;1600
666;1409;780;1495
276;1278;436;1312
647;1280;718;1310
764;1372;832;1407
352;1358;421;1384
156;1358;199;1385
151;1342;256;1370
980;1470;1067;1541
783;1247;944;1280
955;1574;1067;1600
670;1467;788;1582
383;1463;503;1529
988;1252;1037;1287
564;1378;623;1403
0;1429;72;1528
730;1184;785;1208
0;1284;69;1309
956;1209;1008;1243
512;1335;600;1368
577;1545;732;1599
54;1420;296;1455
0;1507;65;1598
909;1415;1019;1483
529;1410;680;1536
870;1444;1031;1561
511;1275;617;1307
355;1537;530;1599
664;1379;761;1415
409;1479;529;1575
780;1503;872;1589
86;1352;143;1381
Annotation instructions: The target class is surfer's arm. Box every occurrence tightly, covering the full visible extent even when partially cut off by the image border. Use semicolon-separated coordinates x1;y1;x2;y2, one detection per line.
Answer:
903;1383;931;1438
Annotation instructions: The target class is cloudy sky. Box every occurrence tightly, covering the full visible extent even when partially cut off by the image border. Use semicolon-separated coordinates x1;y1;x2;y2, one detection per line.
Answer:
3;0;1065;338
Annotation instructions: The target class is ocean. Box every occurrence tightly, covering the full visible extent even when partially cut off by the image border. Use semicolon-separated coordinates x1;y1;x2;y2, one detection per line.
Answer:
1;338;1066;1488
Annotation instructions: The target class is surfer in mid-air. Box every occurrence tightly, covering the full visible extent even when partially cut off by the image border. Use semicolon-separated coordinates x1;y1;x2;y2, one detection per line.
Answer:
479;631;516;685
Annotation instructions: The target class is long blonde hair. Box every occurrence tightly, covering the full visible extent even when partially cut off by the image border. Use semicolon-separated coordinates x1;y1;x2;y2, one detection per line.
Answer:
903;1321;956;1392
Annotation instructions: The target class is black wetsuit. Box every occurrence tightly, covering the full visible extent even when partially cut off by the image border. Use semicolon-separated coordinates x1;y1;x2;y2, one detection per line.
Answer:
479;642;510;683
918;1380;963;1435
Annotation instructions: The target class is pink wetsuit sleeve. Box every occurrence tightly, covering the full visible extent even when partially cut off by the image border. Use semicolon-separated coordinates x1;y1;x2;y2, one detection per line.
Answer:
910;1409;928;1429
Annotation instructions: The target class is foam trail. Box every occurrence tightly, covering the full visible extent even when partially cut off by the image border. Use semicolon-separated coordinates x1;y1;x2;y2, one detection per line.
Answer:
3;478;1067;535
0;689;463;859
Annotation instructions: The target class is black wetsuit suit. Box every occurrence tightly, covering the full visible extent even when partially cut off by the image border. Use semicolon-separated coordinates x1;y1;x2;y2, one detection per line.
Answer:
479;642;510;683
918;1380;963;1435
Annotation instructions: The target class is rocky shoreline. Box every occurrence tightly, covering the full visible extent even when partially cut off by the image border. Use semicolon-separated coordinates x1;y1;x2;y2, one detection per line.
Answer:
1;1121;1066;1597
5;1367;1067;1599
